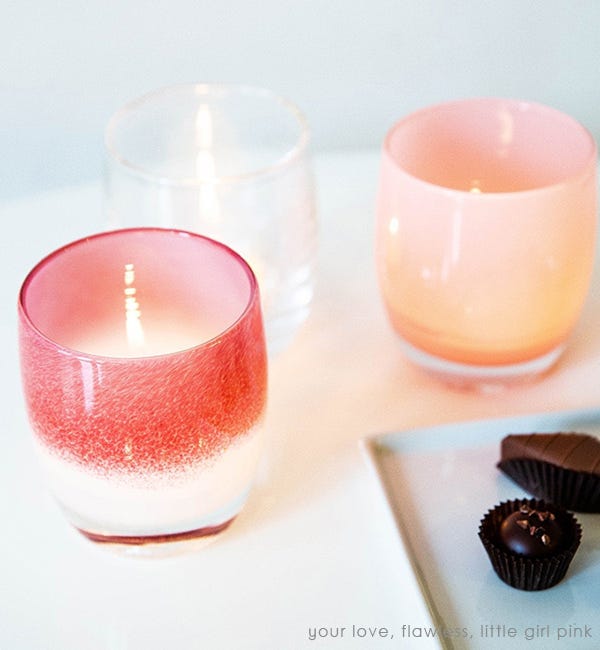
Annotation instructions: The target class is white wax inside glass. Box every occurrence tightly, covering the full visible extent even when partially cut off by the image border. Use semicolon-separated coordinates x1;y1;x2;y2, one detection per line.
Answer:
21;230;253;359
71;317;216;358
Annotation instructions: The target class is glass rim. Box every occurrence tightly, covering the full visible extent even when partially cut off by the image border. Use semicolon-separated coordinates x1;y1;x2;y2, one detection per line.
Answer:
104;83;311;186
18;227;261;362
383;97;598;198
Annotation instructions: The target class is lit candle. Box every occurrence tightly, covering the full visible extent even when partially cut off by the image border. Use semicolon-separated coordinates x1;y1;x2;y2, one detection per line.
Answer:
18;229;267;549
376;98;597;385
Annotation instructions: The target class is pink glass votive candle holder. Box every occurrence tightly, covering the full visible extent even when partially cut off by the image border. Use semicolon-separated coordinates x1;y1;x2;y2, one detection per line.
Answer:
376;98;597;387
18;228;267;553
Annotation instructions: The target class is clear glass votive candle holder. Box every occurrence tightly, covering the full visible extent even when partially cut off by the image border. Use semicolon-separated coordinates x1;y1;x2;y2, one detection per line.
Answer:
18;228;267;554
376;98;597;387
104;84;317;356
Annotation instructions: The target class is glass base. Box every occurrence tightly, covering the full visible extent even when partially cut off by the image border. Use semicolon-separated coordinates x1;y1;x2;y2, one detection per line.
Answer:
76;517;235;558
60;487;250;557
400;340;565;391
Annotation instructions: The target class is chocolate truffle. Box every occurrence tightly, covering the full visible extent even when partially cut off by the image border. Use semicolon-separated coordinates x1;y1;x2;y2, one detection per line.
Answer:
499;504;563;557
478;498;581;591
498;432;600;512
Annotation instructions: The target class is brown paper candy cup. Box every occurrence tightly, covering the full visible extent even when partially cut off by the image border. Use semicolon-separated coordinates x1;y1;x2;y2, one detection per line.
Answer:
478;498;582;591
498;459;600;513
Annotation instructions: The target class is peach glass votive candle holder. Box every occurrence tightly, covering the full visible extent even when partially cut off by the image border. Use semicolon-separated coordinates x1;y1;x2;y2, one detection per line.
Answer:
18;228;267;553
376;98;597;387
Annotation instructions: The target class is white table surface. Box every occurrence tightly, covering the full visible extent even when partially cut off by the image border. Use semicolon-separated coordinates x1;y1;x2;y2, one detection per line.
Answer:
2;150;600;649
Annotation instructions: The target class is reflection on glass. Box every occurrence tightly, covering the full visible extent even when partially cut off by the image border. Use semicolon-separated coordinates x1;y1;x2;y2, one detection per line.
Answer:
123;263;145;349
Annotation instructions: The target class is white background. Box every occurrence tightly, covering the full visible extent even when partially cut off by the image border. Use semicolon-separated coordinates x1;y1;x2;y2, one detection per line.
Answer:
3;4;600;648
3;0;600;200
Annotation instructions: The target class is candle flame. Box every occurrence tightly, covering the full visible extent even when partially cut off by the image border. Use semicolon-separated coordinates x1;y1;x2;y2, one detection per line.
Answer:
195;104;220;225
195;104;213;149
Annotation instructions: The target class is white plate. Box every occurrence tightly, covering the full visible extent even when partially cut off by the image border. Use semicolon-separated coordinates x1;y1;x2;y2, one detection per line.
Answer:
363;407;600;650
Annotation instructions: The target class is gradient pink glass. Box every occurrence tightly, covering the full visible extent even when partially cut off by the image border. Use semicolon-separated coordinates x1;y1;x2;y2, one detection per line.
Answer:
376;98;597;376
18;228;267;544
